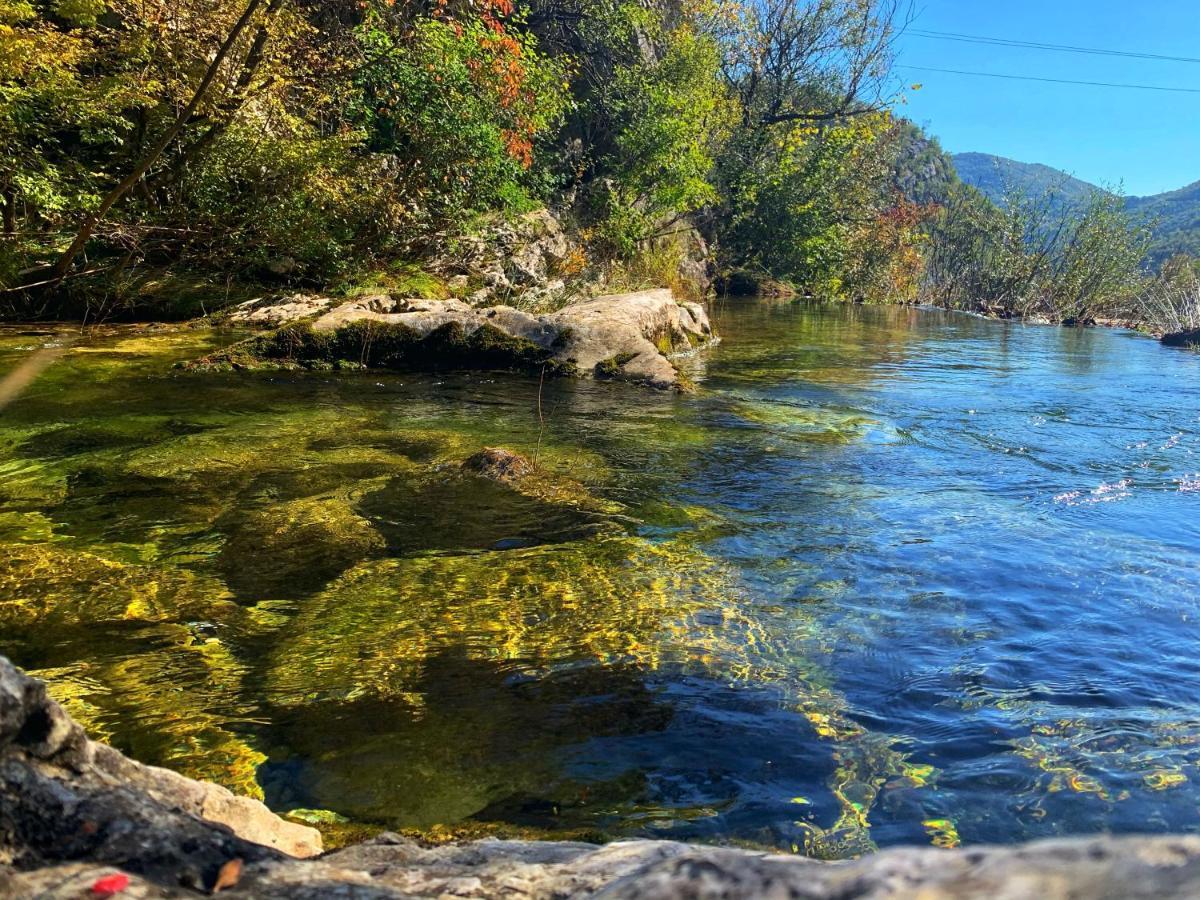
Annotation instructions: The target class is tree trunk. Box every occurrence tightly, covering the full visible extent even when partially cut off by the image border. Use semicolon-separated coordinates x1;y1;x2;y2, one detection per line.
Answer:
49;0;269;283
148;0;287;193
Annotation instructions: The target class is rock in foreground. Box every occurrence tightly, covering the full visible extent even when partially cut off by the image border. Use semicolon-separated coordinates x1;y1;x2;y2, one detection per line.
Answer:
202;289;713;390
7;656;1200;898
0;656;319;892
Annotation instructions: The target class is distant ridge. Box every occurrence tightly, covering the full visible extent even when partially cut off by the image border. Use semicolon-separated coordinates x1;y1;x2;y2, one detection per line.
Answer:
951;152;1200;263
952;153;1102;208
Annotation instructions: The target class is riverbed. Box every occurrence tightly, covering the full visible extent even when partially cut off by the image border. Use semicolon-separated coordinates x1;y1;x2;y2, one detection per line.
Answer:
2;299;1198;857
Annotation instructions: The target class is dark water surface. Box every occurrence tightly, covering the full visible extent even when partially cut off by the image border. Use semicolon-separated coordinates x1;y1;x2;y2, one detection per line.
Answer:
2;301;1199;855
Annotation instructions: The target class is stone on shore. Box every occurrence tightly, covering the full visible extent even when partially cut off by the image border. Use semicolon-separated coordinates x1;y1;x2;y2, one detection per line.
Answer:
208;289;714;390
0;656;320;889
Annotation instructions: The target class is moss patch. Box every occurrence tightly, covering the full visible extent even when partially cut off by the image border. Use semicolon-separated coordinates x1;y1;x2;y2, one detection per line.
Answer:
335;262;451;301
594;351;638;379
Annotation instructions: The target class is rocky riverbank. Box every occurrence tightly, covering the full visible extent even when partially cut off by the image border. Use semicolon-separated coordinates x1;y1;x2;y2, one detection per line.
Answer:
187;289;714;392
6;656;1200;898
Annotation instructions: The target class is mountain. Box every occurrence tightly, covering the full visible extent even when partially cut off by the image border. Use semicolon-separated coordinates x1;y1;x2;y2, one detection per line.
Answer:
1126;181;1200;261
952;152;1200;264
952;153;1101;209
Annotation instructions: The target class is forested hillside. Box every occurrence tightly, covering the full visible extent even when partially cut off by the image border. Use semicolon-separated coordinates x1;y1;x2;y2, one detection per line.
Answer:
1127;181;1200;263
891;120;958;205
952;153;1100;211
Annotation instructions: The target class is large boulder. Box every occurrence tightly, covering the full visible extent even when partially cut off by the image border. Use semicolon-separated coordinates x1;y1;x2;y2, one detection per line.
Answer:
192;289;714;391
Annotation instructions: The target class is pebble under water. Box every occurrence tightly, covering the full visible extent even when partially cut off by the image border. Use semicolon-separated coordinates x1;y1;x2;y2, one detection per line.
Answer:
2;299;1199;856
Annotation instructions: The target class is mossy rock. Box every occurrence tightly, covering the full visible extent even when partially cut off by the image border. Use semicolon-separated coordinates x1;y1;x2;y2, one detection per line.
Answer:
593;352;638;380
214;495;386;602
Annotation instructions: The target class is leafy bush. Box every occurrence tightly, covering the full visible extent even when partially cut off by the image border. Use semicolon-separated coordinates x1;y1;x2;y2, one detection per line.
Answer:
544;0;729;257
720;113;902;300
924;183;1151;321
178;118;389;278
595;14;729;252
1136;256;1200;335
352;12;567;233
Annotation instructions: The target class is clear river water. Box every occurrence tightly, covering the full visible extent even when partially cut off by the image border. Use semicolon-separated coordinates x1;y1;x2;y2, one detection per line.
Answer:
2;299;1199;856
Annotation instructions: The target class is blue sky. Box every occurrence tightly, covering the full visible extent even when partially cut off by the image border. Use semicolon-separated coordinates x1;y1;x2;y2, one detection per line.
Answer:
894;0;1200;196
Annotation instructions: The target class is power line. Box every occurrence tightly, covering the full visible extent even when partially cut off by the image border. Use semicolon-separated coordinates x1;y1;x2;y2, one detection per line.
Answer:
909;29;1200;65
899;65;1200;94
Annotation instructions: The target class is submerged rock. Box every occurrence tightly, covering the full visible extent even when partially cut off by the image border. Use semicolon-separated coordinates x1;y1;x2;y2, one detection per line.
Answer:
1162;328;1200;348
461;447;534;483
190;289;713;391
215;495;385;601
8;656;1200;897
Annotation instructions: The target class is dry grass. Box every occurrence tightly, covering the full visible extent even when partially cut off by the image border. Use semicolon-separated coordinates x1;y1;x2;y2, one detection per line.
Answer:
1139;275;1200;336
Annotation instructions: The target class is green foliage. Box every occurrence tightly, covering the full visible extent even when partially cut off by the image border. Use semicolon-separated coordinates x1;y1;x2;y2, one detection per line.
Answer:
925;182;1152;322
593;17;729;253
0;0;977;321
1;0;572;299
335;261;451;300
1139;256;1200;336
55;0;106;27
538;0;728;258
181;119;386;277
351;13;567;233
720;114;903;300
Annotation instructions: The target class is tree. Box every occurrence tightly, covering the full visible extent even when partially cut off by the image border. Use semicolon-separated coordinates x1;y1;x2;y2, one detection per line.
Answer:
923;181;1151;321
48;0;281;283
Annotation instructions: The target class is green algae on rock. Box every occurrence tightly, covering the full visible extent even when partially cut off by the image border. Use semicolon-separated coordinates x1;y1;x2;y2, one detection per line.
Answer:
0;544;241;631
187;320;577;378
215;494;387;602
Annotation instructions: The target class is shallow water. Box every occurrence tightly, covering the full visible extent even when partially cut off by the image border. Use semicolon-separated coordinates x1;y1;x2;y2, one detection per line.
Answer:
2;301;1199;855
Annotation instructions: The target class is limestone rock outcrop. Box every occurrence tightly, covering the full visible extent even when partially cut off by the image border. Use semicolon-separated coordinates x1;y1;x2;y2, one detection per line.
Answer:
205;289;714;391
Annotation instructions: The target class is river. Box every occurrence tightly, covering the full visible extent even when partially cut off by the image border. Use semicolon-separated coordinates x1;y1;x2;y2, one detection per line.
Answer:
2;298;1199;856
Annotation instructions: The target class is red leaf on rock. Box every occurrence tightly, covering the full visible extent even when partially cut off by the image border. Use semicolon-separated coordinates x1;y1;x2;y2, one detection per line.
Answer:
91;873;130;896
212;857;244;893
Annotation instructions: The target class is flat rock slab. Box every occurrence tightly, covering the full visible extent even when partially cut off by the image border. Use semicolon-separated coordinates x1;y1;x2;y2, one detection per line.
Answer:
11;832;1200;899
220;289;714;390
226;293;336;328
